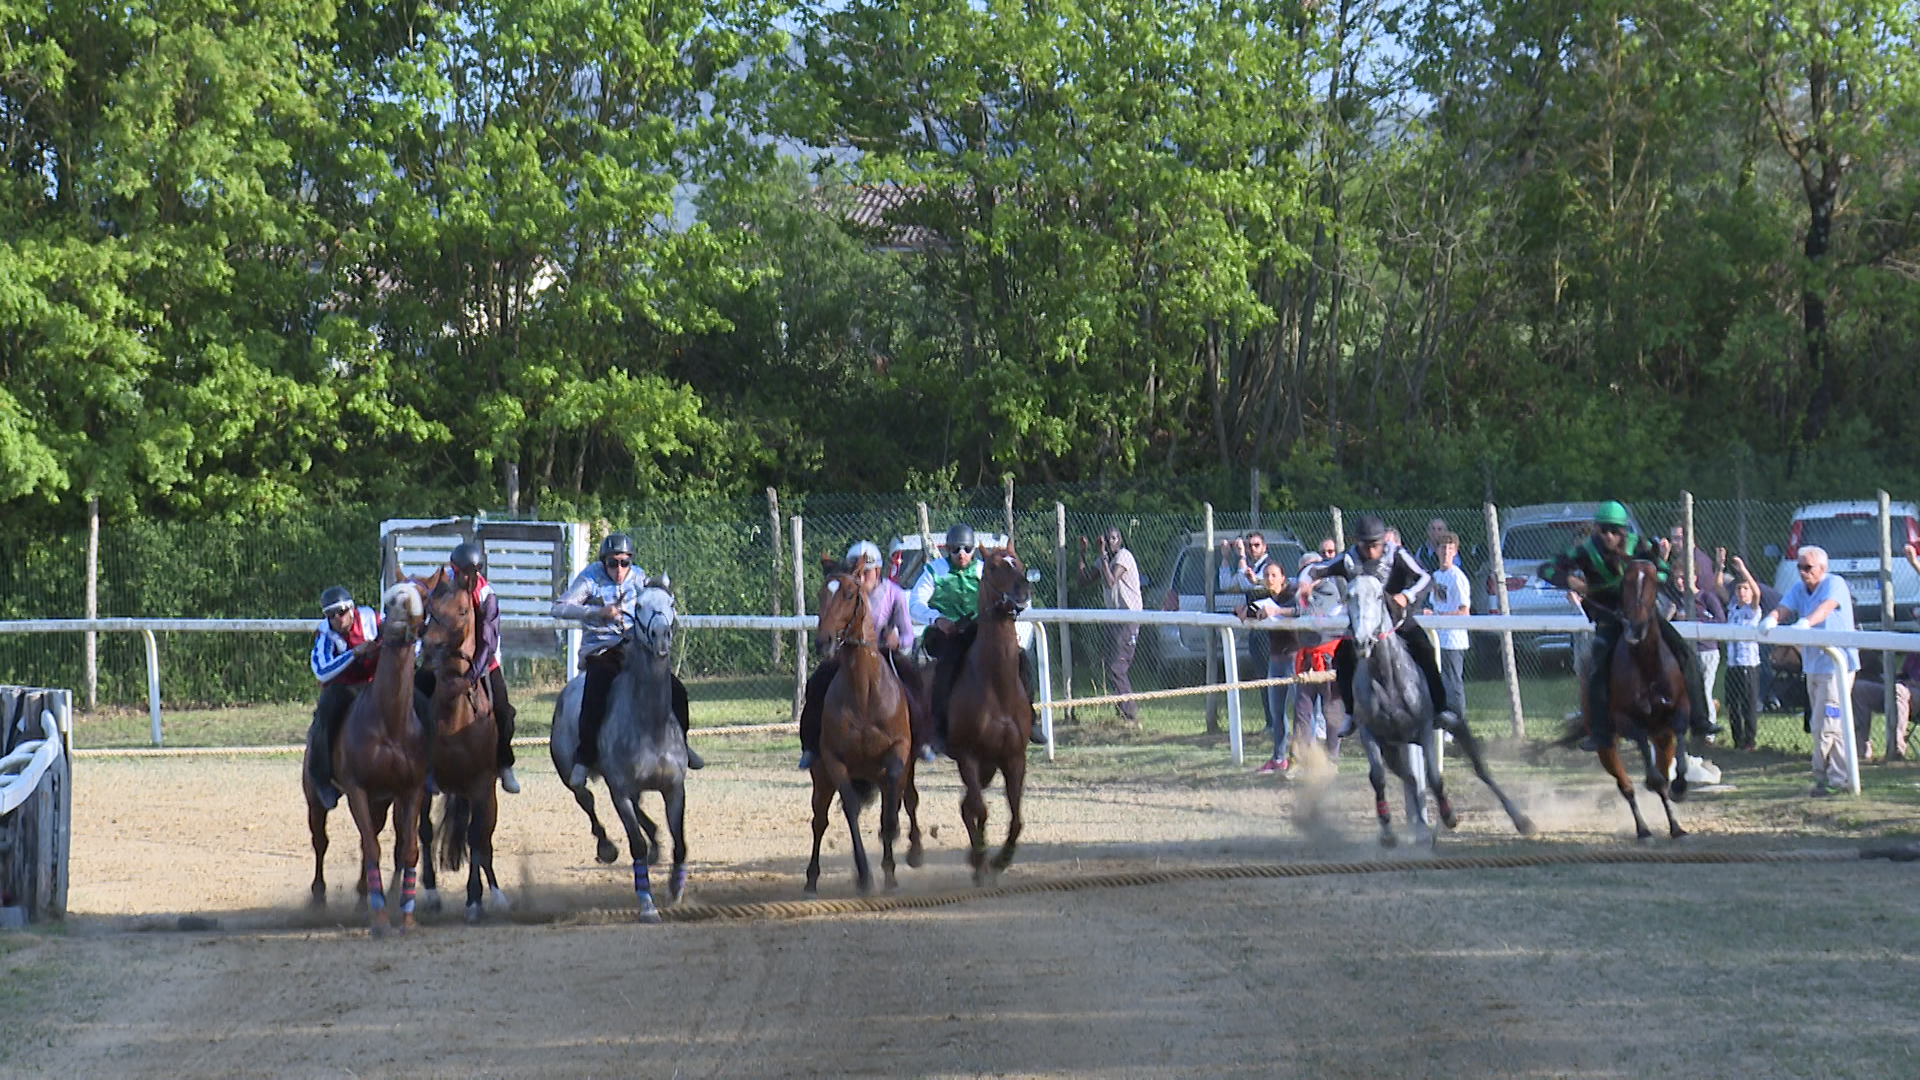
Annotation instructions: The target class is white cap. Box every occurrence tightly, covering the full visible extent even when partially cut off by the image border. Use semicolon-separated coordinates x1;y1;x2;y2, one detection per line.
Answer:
845;540;883;568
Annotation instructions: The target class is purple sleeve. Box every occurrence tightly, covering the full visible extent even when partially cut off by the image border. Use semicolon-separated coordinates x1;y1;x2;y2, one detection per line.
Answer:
472;589;501;678
883;582;915;647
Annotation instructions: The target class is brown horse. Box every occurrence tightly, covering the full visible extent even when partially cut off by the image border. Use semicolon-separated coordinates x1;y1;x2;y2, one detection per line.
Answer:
803;561;923;895
413;572;510;923
304;579;431;935
945;545;1035;884
1591;559;1691;840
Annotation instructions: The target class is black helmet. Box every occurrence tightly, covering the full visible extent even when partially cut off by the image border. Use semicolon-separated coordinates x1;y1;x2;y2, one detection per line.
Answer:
1354;514;1389;543
599;532;635;561
449;541;485;574
320;585;354;616
945;523;977;553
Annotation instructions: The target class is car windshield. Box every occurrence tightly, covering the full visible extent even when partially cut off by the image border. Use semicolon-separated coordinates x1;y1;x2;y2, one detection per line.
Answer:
1502;521;1592;561
1798;515;1882;560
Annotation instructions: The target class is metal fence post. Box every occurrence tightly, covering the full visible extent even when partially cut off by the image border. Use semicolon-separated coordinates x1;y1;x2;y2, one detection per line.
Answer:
791;515;806;725
1681;491;1697;622
1880;490;1895;752
142;628;162;747
1204;503;1219;733
768;488;783;668
85;496;98;711
1055;503;1074;720
1033;620;1055;761
1485;502;1525;738
1219;625;1243;764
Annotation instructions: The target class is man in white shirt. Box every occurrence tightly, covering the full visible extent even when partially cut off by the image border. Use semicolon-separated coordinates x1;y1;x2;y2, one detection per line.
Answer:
1425;532;1472;720
1762;545;1858;796
1079;527;1144;721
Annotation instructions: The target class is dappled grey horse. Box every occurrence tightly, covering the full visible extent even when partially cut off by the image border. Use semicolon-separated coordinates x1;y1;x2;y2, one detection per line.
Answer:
551;582;689;923
1347;575;1534;846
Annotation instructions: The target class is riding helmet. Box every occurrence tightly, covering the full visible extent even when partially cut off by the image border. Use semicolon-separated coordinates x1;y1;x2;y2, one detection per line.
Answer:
449;541;485;574
945;523;977;553
599;532;636;562
1354;514;1389;543
1593;501;1632;528
320;585;354;616
845;540;883;569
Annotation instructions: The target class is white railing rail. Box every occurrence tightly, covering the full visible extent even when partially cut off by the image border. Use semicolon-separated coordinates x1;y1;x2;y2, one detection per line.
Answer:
2;613;1910;793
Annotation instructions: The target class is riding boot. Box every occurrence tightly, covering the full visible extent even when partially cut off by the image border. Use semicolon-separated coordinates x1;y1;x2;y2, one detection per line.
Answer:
672;674;704;769
1332;639;1358;736
1578;633;1616;752
1397;622;1455;728
798;660;836;770
307;684;356;809
487;667;520;792
573;650;621;785
1661;619;1718;743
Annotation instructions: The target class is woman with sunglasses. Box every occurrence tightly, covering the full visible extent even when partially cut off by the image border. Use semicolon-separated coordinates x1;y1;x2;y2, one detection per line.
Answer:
1543;501;1713;752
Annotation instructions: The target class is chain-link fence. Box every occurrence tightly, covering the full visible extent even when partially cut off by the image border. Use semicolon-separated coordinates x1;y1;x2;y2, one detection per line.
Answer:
2;490;1914;761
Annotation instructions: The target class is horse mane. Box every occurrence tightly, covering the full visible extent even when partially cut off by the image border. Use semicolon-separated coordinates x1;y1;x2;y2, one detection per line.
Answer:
381;582;423;622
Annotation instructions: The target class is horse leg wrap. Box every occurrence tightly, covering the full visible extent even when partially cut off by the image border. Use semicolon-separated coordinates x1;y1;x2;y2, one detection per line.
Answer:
400;868;417;915
366;866;385;911
1375;799;1390;820
633;861;651;898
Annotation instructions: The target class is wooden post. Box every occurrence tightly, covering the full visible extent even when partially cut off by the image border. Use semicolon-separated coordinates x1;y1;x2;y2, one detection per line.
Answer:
1881;491;1896;752
1485;502;1525;738
84;496;98;711
1204;502;1219;733
1330;506;1345;550
917;502;933;553
505;462;520;516
1250;468;1261;531
768;488;783;668
791;515;806;725
1003;475;1015;543
1682;491;1697;622
1055;502;1074;720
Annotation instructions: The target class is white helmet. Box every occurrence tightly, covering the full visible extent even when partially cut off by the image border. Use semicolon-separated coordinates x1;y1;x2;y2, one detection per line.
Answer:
845;540;883;569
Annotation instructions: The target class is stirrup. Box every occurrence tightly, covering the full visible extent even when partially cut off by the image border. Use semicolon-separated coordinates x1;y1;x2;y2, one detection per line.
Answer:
497;767;520;794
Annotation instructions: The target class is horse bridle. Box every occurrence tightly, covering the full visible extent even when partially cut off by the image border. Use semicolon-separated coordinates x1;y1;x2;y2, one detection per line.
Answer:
827;577;880;652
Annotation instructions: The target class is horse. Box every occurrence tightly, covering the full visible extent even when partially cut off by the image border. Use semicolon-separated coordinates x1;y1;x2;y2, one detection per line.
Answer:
303;579;430;935
412;570;510;923
803;562;924;896
944;545;1036;884
1584;559;1691;840
549;581;689;923
1346;574;1535;847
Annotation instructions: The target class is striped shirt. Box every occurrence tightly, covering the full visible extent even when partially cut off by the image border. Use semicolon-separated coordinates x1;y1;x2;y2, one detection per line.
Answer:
311;606;380;685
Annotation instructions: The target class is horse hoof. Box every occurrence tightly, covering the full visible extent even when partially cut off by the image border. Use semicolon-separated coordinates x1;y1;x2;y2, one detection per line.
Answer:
669;867;688;903
1437;799;1458;829
487;887;512;914
855;877;874;897
307;888;326;909
1515;816;1538;837
906;845;924;870
1379;832;1397;849
802;885;818;899
1636;829;1653;842
465;903;483;925
423;889;443;914
595;839;619;864
399;914;417;934
1670;827;1688;840
635;896;662;924
370;923;387;939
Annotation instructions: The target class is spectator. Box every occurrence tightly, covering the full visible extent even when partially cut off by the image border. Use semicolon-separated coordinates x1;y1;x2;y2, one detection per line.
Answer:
1292;549;1347;764
1724;556;1766;750
1079;527;1144;722
1424;532;1471;721
1383;526;1402;549
1221;531;1277;734
1763;546;1858;797
1667;525;1725;603
1241;561;1299;774
1414;518;1463;572
1674;562;1727;737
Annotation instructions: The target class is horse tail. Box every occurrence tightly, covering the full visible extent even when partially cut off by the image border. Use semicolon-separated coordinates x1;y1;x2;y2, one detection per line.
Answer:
438;795;470;872
848;778;877;807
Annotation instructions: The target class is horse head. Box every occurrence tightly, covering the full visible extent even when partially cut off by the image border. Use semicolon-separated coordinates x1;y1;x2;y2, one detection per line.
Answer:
1346;574;1394;658
623;580;677;660
380;579;426;645
1621;559;1660;646
420;572;474;677
815;564;873;651
979;546;1036;620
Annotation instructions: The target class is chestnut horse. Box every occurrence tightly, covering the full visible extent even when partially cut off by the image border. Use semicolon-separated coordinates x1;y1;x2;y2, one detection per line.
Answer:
1590;559;1691;840
944;546;1034;884
304;579;430;935
804;562;923;895
414;572;510;923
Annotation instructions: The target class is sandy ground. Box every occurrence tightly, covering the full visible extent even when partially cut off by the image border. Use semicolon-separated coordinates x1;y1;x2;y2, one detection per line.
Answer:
2;740;1918;1076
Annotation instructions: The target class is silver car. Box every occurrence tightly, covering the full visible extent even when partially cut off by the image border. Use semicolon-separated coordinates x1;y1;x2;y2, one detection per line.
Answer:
1153;529;1307;667
1769;501;1920;629
1472;503;1645;658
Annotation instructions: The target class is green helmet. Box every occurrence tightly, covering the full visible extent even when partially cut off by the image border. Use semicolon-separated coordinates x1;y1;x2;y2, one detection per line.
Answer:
1593;501;1631;528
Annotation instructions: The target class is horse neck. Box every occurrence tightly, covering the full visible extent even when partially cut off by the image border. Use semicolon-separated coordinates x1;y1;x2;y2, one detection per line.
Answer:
370;634;418;739
620;642;674;723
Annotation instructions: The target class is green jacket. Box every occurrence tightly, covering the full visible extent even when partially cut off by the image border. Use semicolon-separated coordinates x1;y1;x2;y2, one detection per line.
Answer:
1543;533;1669;610
928;560;981;621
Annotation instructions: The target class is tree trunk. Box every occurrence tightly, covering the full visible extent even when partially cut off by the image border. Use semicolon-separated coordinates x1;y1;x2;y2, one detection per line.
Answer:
1799;160;1841;444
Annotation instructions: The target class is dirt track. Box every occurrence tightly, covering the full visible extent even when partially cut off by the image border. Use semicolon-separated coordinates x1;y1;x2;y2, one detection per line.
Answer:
3;746;1918;1076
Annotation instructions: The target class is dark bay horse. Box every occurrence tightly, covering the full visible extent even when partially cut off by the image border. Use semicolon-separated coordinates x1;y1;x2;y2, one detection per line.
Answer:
945;546;1035;884
304;580;430;935
804;563;923;896
1348;575;1534;847
413;570;510;923
1585;559;1691;840
550;582;689;923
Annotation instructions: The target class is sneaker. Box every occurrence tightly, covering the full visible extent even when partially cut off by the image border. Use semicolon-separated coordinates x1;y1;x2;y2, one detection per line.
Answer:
314;781;341;811
686;747;705;770
1255;758;1288;775
797;750;816;771
497;767;520;794
1808;783;1832;798
569;763;590;788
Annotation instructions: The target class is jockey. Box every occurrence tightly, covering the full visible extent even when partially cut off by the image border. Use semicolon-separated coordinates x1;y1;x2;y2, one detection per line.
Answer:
305;586;380;810
551;532;703;788
918;523;1044;751
1300;514;1454;731
1542;501;1714;751
797;541;932;771
413;543;519;794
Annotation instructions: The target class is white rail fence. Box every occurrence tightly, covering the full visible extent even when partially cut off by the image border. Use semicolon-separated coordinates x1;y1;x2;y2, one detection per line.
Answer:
0;613;1911;796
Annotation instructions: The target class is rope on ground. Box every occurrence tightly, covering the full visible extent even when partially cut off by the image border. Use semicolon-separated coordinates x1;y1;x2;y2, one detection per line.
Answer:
73;721;801;759
546;847;1856;927
1050;670;1335;711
